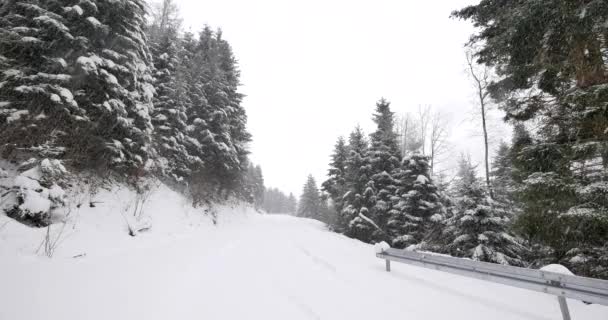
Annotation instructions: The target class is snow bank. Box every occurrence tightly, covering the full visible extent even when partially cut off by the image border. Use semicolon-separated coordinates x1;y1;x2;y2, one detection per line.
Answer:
540;264;575;276
0;179;256;259
1;213;606;320
374;241;390;253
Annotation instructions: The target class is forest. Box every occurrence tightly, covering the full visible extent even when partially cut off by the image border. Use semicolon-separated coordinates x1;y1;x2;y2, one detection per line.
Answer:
296;1;608;279
0;0;271;224
0;0;606;282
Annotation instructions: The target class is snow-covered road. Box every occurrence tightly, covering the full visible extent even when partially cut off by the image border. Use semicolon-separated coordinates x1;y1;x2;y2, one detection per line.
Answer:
2;214;607;320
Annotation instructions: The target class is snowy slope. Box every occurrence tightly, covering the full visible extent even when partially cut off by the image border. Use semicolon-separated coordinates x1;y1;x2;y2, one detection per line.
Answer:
1;210;608;319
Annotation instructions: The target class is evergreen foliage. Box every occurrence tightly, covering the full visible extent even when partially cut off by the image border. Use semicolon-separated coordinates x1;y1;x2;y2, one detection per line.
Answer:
367;98;402;241
244;163;264;208
298;175;323;221
340;126;376;242
0;0;253;224
263;187;296;215
454;0;608;277
442;157;524;266
321;136;349;230
389;154;444;248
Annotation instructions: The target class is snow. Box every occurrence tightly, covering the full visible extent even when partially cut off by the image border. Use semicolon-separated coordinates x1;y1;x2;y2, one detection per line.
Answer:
416;174;429;184
3;69;22;77
100;69;118;85
6;110;29;123
76;55;102;74
86;17;103;28
569;255;589;264
34;112;47;120
0;183;606;320
18;188;52;214
33;15;69;32
65;5;84;16
21;36;41;43
57;87;74;103
540;264;575;276
430;213;443;222
374;241;390;253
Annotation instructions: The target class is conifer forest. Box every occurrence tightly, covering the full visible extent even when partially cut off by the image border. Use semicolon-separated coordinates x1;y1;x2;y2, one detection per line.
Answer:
1;1;608;317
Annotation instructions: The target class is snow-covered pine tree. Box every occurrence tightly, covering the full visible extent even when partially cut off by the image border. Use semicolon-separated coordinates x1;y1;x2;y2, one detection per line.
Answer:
341;126;377;242
454;0;608;278
443;156;524;266
287;193;297;215
388;154;444;248
491;141;516;206
297;175;322;220
217;30;252;195
252;165;265;208
321;136;349;230
242;163;264;206
0;0;155;223
147;0;194;183
72;0;155;172
366;98;402;242
185;27;251;202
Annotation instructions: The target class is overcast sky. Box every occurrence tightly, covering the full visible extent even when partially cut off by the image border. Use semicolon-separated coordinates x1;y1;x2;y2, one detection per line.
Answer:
172;0;510;196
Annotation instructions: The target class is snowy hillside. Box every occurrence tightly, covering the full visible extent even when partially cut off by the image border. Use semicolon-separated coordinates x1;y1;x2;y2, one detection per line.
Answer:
1;200;607;320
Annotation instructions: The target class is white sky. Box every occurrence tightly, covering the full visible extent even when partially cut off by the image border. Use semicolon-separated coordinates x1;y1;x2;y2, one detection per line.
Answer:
172;0;510;196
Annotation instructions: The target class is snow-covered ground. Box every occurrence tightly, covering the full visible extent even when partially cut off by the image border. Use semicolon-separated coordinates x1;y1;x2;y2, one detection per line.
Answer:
1;186;607;320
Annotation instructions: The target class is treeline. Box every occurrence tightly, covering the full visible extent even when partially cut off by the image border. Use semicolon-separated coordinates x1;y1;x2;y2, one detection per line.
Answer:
317;0;608;279
262;188;297;215
0;0;254;225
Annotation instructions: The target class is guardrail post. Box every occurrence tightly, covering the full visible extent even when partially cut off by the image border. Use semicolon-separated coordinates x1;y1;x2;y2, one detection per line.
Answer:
385;259;391;272
557;296;571;320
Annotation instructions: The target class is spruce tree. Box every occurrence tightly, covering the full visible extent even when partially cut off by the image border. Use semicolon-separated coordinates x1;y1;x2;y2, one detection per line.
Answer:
341;126;376;241
147;0;193;183
388;154;444;248
321;136;349;230
491;141;515;205
0;0;155;172
443;156;524;266
180;27;251;202
287;193;297;215
297;175;321;220
454;0;608;278
366;98;402;241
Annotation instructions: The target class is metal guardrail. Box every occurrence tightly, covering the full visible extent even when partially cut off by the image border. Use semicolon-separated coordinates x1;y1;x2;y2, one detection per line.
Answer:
377;247;608;320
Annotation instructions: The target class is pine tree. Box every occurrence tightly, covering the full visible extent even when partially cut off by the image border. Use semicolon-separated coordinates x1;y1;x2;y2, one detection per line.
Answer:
454;0;608;278
0;0;155;222
297;175;322;220
443;156;525;266
366;98;402;241
252;165;265;208
243;163;264;207
388;154;444;248
491;141;515;205
287;193;297;215
147;0;193;183
178;27;251;202
263;188;296;214
341;126;376;241
0;0;155;172
321;136;349;230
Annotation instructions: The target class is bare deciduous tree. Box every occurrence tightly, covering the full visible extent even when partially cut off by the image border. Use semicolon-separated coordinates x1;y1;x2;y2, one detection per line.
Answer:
429;111;449;175
418;105;431;155
395;113;422;157
148;0;182;41
395;106;450;175
466;50;494;199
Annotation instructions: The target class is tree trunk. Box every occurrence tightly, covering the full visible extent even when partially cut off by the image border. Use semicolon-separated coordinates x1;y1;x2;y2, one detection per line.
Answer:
479;90;494;200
